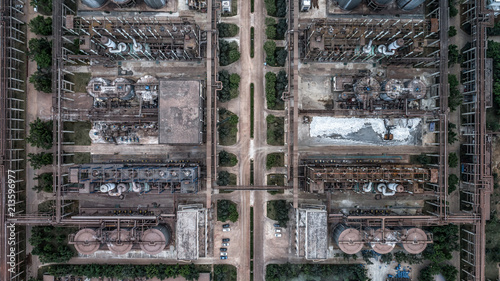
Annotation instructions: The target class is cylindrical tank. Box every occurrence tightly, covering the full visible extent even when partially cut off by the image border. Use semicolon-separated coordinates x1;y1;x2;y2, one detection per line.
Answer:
388;39;405;51
370;228;396;254
100;36;116;49
140;225;170;255
100;183;116;193
111;0;133;5
367;0;393;11
363;182;373;193
396;0;426;11
116;183;128;193
387;183;403;191
132;182;143;193
107;229;133;255
336;0;362;10
405;79;427;100
354;77;380;103
81;0;108;8
380;79;403;101
399;228;428;254
144;0;166;9
73;228;100;255
333;224;364;254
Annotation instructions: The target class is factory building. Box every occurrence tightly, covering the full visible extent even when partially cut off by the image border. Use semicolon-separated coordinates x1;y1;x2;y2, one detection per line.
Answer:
295;205;328;260
176;205;207;260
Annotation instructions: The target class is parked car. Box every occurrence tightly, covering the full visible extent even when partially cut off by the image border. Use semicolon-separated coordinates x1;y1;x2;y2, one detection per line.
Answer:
223;228;231;232
14;4;23;9
273;224;280;227
220;248;227;252
33;5;37;12
222;243;229;246
222;224;230;228
275;233;282;237
222;238;230;242
220;252;228;256
275;228;281;233
220;256;228;260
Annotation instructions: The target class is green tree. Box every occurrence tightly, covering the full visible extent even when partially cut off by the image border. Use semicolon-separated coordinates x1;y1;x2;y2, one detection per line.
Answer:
219;150;238;167
33;173;53;193
448;74;462;111
29;69;52;93
26;118;53;149
219;40;240;66
217;171;231;186
449;0;458;17
448;26;457;37
448;122;457;144
448;44;460;66
265;72;277;108
29;15;52;35
217;23;239;37
264;41;277;65
229;73;240;88
30;0;52;14
28;38;52;68
448;174;459;194
448;152;459;168
28;152;53;169
276;49;287;67
276;19;288;40
266;25;277;39
264;0;276;16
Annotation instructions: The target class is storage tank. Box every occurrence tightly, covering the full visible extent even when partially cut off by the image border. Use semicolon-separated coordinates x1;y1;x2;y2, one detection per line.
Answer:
396;0;425;11
399;228;428;254
101;36;117;49
107;229;133;255
144;0;166;9
388;39;405;52
370;228;397;254
81;0;108;8
73;228;100;255
100;183;116;193
333;224;364;254
336;0;362;10
367;0;393;11
354;77;380;103
380;79;403;101
140;225;170;255
405;79;427;100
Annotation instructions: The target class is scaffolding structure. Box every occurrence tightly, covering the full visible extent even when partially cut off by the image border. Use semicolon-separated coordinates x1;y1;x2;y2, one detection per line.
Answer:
299;16;439;63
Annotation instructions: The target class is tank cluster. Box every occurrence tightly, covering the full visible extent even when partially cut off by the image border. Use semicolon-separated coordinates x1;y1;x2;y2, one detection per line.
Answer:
87;77;135;101
360;39;404;57
361;182;405;196
89;122;158;144
336;0;426;11
342;76;427;104
98;182;152;196
333;224;430;255
70;225;171;256
81;0;167;9
100;36;153;58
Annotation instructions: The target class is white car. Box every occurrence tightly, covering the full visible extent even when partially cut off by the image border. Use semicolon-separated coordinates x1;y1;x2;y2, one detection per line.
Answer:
275;229;281;233
223;228;231;232
220;252;228;256
275;233;282;237
222;243;229;246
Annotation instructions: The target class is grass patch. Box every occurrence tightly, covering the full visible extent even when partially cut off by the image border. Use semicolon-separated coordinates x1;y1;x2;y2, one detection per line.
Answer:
250;159;254;185
63;121;91;145
251;0;254;12
214;265;237;281
217;200;239;222
267;174;285;186
218;108;238;146
229;173;237;185
250;207;254;258
266;264;368;281
73;152;91;164
266;152;284;169
70;73;92;93
222;0;238;17
250;83;254;138
250;27;255;58
266;115;284;145
266;200;289;226
217;171;237;186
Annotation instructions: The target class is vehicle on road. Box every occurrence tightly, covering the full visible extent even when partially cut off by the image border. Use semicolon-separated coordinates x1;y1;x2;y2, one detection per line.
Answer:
220;256;228;260
222;224;230;228
275;228;281;233
223;228;231;232
220;252;228;256
273;224;280;227
222;243;229;246
222;238;230;242
220;248;227;252
275;233;282;237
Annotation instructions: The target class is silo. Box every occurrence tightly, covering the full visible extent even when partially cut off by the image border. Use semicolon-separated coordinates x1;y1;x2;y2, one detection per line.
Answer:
399;228;428;254
107;229;133;255
405;79;426;100
140;225;170;255
370;228;396;254
333;224;364;254
367;0;393;11
380;79;403;101
81;0;108;8
336;0;362;10
73;228;100;255
144;0;166;9
396;0;425;11
354;77;380;103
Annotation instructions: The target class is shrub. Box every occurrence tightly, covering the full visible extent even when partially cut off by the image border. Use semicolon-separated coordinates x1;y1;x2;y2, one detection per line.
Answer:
448;74;462;112
219;150;238;167
448;44;460;66
448;26;457;37
449;0;458;17
26;118;53;149
28;152;53;169
264;0;276;16
217;23;239;37
264;41;276;65
276;49;287;67
219;40;240;66
276;19;287;40
29;69;52;93
448;152;459;168
266;25;277;39
33;173;53;193
265;72;277;108
448;174;459;194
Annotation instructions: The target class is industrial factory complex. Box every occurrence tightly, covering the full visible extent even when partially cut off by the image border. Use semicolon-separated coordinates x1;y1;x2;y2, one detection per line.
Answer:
0;0;497;280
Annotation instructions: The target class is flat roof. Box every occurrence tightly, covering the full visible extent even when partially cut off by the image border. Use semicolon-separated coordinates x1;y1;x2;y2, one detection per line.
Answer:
159;80;201;145
176;210;199;260
306;210;328;259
